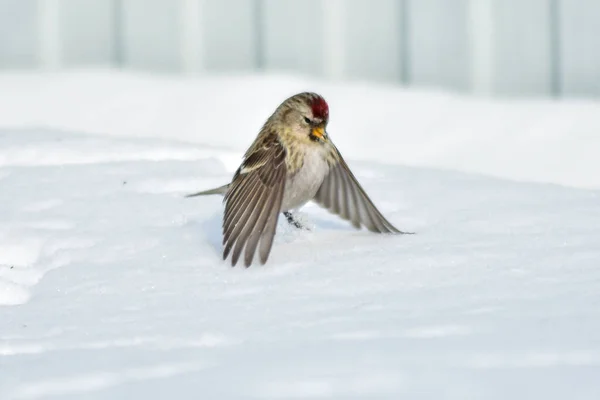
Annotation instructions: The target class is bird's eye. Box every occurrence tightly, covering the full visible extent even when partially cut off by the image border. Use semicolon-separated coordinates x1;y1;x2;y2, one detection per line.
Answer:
303;116;312;124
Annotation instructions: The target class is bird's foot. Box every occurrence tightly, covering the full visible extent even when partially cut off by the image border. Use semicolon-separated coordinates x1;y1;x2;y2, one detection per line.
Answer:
283;211;311;231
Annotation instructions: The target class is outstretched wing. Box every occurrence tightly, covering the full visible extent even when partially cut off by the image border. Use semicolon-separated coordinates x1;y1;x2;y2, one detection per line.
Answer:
314;146;408;234
222;133;287;267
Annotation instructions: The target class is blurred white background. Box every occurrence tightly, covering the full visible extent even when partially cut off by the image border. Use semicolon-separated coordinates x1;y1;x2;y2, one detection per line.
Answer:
1;0;599;97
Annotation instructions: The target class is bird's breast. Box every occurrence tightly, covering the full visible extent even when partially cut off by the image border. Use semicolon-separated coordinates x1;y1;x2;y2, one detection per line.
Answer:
280;149;330;211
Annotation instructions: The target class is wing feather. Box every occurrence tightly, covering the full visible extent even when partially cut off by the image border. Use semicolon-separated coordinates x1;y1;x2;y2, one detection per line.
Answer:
223;174;265;260
244;167;285;267
258;178;285;264
223;175;255;222
314;146;410;234
333;163;350;221
223;174;263;246
222;133;287;267
337;164;361;228
231;182;269;266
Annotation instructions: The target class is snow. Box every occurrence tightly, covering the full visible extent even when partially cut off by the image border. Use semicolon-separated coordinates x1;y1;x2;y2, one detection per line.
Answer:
1;70;599;399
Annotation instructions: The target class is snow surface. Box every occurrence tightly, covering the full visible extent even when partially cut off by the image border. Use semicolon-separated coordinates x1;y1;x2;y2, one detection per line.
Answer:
1;70;599;399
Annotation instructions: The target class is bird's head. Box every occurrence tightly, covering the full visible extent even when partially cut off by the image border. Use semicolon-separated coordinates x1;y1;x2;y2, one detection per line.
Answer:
274;92;330;144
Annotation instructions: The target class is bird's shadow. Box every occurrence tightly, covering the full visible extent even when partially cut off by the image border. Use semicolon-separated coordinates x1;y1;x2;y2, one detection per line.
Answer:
201;211;224;255
198;209;351;256
305;215;350;232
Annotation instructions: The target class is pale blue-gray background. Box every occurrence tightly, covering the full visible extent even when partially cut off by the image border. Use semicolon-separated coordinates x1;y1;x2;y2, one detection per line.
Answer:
0;0;598;97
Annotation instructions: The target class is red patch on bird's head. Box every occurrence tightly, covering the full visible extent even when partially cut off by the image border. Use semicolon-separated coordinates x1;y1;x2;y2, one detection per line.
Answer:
310;96;329;120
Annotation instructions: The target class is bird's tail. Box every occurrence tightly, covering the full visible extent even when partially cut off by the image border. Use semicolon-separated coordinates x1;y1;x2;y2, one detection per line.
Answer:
185;183;230;198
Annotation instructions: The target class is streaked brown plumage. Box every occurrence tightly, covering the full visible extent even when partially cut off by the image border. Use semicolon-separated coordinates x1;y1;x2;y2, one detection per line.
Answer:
187;92;411;267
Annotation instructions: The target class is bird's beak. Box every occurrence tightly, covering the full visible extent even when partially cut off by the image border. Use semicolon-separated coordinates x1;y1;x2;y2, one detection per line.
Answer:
312;126;328;141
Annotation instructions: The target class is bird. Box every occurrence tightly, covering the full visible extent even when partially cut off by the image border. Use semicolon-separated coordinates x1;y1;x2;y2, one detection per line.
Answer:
186;92;411;267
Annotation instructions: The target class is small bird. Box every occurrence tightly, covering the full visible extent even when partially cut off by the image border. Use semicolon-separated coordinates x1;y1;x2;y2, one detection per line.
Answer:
187;92;411;267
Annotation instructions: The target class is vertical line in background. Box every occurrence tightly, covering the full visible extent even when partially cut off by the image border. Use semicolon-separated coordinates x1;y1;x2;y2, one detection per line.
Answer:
38;0;62;69
549;0;562;97
112;0;123;67
253;0;264;70
322;0;345;79
179;0;203;74
399;0;410;84
468;0;495;95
